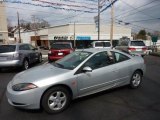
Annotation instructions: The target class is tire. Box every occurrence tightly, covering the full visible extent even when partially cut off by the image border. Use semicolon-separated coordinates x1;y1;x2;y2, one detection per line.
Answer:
130;71;142;89
22;59;29;70
38;54;42;63
42;86;71;114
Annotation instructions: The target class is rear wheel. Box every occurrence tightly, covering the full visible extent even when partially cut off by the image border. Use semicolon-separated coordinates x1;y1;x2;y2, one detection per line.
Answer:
22;59;29;70
42;86;71;114
130;71;142;89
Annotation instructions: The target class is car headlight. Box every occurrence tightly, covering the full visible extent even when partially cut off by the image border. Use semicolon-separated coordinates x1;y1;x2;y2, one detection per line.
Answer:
12;83;37;91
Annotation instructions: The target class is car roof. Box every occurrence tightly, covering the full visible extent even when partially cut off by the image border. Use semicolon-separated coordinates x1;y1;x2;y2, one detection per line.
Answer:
92;41;110;43
130;40;144;42
53;42;71;44
76;48;117;53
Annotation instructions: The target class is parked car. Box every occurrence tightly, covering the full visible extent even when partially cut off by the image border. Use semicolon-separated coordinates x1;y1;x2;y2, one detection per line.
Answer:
0;43;42;70
91;41;112;48
116;40;147;56
6;48;146;114
48;42;74;62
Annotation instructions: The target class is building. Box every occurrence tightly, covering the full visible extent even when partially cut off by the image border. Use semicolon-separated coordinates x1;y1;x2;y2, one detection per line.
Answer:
0;1;8;44
14;23;132;47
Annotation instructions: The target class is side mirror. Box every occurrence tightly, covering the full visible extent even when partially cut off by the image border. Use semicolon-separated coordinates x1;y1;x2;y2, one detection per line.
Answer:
82;66;92;73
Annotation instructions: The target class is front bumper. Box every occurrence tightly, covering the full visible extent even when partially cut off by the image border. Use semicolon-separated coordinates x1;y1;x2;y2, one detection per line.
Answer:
6;82;42;109
0;60;21;68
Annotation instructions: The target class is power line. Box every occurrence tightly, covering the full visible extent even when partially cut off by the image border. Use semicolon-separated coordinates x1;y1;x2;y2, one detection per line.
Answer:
4;0;97;13
115;19;158;31
60;0;97;6
33;0;97;10
117;0;160;19
100;0;118;13
124;18;160;23
115;0;159;18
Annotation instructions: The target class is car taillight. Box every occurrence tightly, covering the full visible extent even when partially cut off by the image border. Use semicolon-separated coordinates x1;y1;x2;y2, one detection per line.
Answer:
13;53;19;59
142;47;147;51
128;47;136;51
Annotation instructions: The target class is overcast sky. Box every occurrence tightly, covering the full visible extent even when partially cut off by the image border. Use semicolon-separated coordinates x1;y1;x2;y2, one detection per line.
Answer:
4;0;160;33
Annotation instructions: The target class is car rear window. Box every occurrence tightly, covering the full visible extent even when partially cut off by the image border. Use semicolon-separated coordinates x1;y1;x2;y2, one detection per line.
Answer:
131;41;145;46
0;45;16;53
51;44;72;49
95;42;111;47
104;42;111;47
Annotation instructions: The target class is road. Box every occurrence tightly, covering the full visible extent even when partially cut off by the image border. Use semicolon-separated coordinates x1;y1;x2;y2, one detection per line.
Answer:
0;56;160;120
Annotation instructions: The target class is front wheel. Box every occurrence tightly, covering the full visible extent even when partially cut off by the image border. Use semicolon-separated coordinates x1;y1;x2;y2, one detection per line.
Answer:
130;71;142;89
42;86;71;114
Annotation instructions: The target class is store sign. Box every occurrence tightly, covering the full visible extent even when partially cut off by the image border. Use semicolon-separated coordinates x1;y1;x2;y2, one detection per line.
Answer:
76;36;91;40
54;36;68;40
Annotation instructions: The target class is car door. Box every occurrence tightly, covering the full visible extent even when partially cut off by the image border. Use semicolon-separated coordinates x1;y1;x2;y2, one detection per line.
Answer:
76;51;119;96
111;51;131;85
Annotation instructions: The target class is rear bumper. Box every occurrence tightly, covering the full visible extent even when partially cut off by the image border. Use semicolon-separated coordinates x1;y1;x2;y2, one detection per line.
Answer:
129;51;147;56
0;60;22;68
48;54;63;61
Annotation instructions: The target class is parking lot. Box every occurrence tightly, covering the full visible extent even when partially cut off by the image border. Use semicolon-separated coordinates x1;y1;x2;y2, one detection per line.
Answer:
0;55;160;120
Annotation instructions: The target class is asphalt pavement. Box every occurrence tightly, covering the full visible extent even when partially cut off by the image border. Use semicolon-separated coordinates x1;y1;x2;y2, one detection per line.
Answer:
0;56;160;120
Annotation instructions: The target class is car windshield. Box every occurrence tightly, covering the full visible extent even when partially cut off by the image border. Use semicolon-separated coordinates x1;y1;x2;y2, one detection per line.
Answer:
131;41;145;46
0;45;16;53
51;43;71;49
53;51;92;70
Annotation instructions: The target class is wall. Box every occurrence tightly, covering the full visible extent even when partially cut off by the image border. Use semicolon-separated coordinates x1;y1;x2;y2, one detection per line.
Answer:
0;2;8;44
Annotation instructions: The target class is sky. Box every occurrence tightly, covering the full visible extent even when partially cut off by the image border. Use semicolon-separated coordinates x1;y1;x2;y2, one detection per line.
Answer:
3;0;160;33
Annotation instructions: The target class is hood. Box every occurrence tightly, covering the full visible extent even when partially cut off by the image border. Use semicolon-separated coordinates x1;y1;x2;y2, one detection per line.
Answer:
11;63;70;85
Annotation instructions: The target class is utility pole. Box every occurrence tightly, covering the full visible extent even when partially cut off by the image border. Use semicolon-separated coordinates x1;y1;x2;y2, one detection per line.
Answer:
32;15;37;47
17;12;21;43
98;0;100;40
110;0;114;47
74;22;76;47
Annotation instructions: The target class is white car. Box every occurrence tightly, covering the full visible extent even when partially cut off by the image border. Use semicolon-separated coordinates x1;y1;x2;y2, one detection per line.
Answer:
91;41;112;48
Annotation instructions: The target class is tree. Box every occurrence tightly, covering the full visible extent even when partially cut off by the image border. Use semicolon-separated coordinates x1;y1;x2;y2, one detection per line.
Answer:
136;29;147;40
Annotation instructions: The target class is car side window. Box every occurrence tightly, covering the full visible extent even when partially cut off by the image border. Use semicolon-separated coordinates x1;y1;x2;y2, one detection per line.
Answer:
28;45;35;50
112;52;130;63
84;51;114;70
19;45;29;50
19;45;25;50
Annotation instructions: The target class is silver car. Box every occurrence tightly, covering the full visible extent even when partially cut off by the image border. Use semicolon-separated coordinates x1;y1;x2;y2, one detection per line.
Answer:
6;48;146;114
0;43;42;70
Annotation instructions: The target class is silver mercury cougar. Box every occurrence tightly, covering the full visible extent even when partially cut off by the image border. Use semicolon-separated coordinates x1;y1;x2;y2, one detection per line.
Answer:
6;48;146;114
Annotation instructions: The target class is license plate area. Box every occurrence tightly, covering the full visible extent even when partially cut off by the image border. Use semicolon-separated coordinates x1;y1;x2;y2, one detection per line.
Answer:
58;53;63;56
136;48;142;51
0;57;7;61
